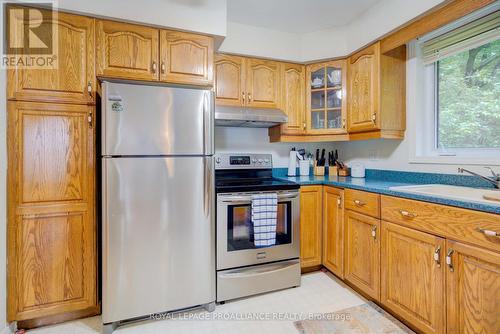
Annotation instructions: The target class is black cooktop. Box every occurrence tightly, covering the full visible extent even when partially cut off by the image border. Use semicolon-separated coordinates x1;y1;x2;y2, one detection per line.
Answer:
215;169;300;193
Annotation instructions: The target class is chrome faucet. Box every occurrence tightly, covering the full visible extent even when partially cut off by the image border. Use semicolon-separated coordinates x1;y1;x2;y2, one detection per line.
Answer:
458;167;500;189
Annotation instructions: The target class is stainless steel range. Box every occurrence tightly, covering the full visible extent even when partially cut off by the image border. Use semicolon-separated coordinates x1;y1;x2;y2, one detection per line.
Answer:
215;153;301;302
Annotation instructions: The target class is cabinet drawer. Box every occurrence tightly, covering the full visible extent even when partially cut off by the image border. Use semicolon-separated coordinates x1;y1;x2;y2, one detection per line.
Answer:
381;196;500;253
345;189;380;218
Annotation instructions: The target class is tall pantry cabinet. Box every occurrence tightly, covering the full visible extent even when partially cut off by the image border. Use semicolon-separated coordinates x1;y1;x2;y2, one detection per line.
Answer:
7;9;98;325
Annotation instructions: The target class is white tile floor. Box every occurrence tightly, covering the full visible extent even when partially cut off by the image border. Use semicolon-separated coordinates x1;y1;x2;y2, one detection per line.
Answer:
26;271;366;334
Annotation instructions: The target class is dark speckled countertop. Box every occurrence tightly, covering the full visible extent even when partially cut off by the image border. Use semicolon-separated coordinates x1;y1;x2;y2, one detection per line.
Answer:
273;168;500;215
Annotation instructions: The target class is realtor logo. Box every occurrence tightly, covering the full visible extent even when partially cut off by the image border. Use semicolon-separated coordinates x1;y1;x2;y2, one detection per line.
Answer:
2;2;58;68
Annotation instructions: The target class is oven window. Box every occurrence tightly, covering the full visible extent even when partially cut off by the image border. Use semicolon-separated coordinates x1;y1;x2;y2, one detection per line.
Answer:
227;201;292;251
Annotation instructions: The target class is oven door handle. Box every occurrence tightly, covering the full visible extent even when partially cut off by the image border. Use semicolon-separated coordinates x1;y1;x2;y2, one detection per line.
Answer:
218;260;299;279
221;193;299;203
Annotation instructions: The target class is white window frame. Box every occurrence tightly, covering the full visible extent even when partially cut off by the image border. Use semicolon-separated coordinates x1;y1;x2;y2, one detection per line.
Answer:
409;4;500;166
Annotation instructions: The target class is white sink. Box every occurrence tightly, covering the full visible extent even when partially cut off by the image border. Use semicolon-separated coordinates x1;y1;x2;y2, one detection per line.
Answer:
389;184;500;206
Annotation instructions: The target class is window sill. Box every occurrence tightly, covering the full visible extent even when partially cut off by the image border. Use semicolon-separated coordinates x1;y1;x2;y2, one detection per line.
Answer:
409;156;500;166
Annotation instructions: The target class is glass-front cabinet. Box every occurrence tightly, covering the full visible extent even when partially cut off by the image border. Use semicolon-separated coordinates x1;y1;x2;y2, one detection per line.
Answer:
306;60;347;134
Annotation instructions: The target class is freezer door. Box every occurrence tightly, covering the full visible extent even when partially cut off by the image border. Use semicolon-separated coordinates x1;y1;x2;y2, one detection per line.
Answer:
102;156;215;323
102;81;214;156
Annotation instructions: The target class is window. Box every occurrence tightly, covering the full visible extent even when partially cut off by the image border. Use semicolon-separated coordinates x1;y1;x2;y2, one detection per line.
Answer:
436;39;500;149
411;8;500;164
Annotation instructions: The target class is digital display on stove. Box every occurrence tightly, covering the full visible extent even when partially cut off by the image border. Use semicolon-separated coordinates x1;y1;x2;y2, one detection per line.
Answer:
230;156;251;165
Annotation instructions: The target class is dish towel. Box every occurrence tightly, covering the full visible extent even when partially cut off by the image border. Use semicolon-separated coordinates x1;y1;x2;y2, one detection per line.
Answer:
251;193;278;248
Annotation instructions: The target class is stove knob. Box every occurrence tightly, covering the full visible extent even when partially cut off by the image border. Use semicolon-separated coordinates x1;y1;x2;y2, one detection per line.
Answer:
215;157;221;164
258;159;263;164
252;159;257;163
264;159;270;164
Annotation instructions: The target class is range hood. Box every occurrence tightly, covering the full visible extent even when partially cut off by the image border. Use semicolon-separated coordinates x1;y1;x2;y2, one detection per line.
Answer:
215;106;288;128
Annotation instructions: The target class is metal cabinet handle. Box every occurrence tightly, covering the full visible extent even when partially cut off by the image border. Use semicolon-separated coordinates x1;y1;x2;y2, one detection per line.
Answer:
87;81;92;95
477;228;499;237
87;112;93;129
337;197;342;208
434;246;441;267
303;122;307;130
152;61;157;74
371;113;376;123
242;92;246;103
161;61;166;74
371;225;377;240
399;210;417;218
342;119;346;129
446;249;454;272
247;93;252;102
354;199;366;206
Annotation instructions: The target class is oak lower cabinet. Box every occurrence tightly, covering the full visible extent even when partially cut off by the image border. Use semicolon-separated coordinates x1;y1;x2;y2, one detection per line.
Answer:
7;10;95;104
7;101;97;322
381;221;446;334
344;210;380;300
322;187;344;278
446;240;500;334
159;30;213;86
96;20;159;81
300;186;323;269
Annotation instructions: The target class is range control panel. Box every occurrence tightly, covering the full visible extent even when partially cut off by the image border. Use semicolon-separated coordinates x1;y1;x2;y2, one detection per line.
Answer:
214;153;272;170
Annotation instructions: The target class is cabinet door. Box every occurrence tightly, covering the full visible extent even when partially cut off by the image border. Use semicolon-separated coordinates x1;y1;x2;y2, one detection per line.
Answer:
344;210;380;300
7;11;95;104
347;42;380;133
300;186;323;268
306;60;347;134
246;59;280;108
381;222;446;334
446;240;500;334
7;101;96;321
96;20;159;81
322;187;344;278
214;54;246;106
160;30;213;86
280;63;306;134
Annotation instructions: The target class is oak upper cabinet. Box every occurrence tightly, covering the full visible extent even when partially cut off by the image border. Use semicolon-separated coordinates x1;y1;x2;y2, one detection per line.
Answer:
279;63;306;135
7;101;96;321
7;11;95;104
300;186;323;269
159;30;213;86
322;187;344;278
214;54;246;106
306;60;347;134
96;20;159;81
344;210;380;300
347;41;406;138
381;222;446;334
245;58;281;108
446;240;500;334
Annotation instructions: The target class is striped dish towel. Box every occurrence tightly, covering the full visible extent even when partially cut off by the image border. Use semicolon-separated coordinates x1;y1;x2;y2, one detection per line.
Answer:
251;193;278;248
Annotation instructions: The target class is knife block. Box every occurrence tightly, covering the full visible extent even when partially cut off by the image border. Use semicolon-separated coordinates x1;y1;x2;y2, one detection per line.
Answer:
313;161;325;176
338;167;351;177
328;166;338;176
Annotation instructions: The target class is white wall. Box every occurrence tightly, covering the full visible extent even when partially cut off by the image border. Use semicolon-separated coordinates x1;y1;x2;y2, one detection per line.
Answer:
221;0;447;62
219;22;302;62
215;127;336;167
57;0;227;37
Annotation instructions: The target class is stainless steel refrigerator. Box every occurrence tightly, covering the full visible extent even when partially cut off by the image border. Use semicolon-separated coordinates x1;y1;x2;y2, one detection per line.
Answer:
101;81;215;327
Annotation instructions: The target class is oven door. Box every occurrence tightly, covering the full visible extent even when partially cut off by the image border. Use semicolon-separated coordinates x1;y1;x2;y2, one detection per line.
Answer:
217;190;300;270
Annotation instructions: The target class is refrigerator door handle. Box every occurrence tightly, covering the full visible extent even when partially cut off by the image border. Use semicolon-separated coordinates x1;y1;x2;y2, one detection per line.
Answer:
204;157;212;218
203;90;215;155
